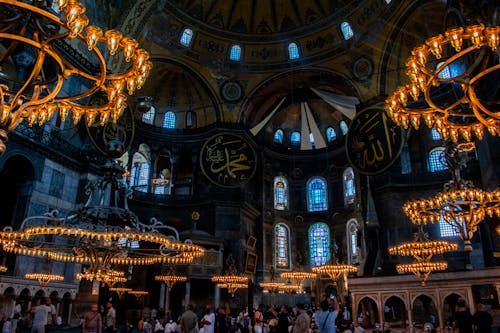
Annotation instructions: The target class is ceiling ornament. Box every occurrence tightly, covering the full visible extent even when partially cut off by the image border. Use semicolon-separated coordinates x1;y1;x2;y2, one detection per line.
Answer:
385;24;500;142
0;0;152;155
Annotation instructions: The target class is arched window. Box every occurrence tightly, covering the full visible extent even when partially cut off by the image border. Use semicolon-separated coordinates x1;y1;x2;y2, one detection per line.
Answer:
275;223;291;268
185;111;197;128
428;147;447;172
385;0;392;3
309;223;331;267
288;42;300;60
340;121;349;135
431;128;442;141
130;152;150;193
326;127;337;142
180;28;194;47
274;176;289;210
346;219;360;264
343;167;356;206
307;177;328;212
163;111;176;129
340;22;354;40
290;131;301;146
141;106;156;125
439;213;460;237
274;129;284;144
229;44;242;61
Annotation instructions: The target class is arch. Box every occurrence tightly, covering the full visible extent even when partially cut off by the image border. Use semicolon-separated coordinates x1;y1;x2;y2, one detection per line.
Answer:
428;147;447;172
309;223;331;267
153;153;172;195
3;287;15;296
180;28;194;47
273;176;289;210
340;121;349;135
185;110;197;128
19;288;31;298
274;223;291;269
130;147;151;193
340;22;354;40
163;110;177;129
274;129;284;144
35;290;45;298
142;105;156;125
357;296;379;328
307;177;328;212
288;42;300;60
413;294;438;328
383;296;407;328
343;167;356;206
49;290;59;299
443;293;464;327
326;127;337;142
290;131;301;146
346;219;360;264
229;44;242;61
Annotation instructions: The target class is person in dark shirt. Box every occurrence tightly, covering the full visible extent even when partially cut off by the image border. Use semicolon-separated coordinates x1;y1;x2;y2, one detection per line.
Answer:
455;299;473;333
472;304;493;333
276;306;290;333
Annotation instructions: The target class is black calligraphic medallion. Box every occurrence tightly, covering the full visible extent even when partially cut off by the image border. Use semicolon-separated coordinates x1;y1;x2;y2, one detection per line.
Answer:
346;107;404;175
200;132;257;188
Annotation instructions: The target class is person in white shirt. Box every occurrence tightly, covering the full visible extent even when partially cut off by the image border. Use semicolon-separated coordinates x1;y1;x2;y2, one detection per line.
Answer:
31;298;49;333
45;298;56;331
200;306;215;333
165;320;177;333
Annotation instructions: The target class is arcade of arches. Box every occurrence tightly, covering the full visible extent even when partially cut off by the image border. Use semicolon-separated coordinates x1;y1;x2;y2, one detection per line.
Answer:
0;0;500;332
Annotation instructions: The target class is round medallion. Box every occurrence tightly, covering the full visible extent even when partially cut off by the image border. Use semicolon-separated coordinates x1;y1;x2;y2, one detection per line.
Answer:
352;57;373;80
221;81;243;103
200;132;256;188
346;107;403;175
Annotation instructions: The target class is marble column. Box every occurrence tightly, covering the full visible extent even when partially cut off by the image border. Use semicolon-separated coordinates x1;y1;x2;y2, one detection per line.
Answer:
159;283;165;311
184;281;191;308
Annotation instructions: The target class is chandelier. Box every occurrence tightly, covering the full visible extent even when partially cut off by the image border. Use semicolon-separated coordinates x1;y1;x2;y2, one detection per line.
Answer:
276;283;303;294
129;290;148;296
109;286;132;297
385;24;500;142
259;281;285;293
76;269;127;287
211;254;248;297
0;0;152;155
155;267;188;289
0;265;7;273
25;272;64;288
401;144;500;253
0;142;204;282
389;227;457;285
312;263;357;282
279;271;316;291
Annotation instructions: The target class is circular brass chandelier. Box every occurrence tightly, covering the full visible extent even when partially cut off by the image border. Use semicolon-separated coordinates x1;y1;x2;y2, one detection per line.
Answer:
385;24;500;142
312;264;357;281
109;286;132;297
211;254;248;297
25;272;64;288
279;271;316;287
0;149;204;282
259;281;285;293
396;262;448;286
0;0;152;154
76;269;127;286
155;268;188;289
0;265;7;273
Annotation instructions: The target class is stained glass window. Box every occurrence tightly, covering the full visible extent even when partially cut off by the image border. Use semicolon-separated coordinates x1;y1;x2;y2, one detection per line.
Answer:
437;61;451;79
307;177;328;212
291;131;301;146
163;111;176;129
275;223;290;268
130;152;150;193
340;121;349;135
309;223;331;267
288;42;300;60
343;167;356;206
431;128;442;141
274;129;284;144
326;127;337;142
142;106;155;125
229;44;242;61
347;220;359;264
340;22;354;40
274;176;288;210
180;28;194;47
428;147;447;172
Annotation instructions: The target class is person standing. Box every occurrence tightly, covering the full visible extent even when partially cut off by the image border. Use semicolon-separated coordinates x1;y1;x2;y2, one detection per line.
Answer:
45;298;56;332
277;306;290;333
201;306;215;333
292;304;310;333
472;304;493;333
253;305;265;333
216;308;228;333
180;305;198;333
455;299;473;333
31;298;49;333
316;298;339;333
83;304;102;333
106;302;117;333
